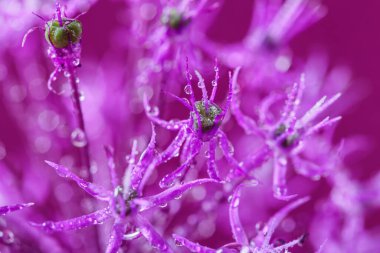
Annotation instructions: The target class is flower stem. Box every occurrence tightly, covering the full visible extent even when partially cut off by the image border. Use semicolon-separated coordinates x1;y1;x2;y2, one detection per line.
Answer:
67;64;92;179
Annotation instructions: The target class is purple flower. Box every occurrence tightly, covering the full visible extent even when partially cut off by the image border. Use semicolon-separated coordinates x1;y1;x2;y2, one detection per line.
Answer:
173;183;309;252
31;126;219;252
231;68;341;200
144;61;245;187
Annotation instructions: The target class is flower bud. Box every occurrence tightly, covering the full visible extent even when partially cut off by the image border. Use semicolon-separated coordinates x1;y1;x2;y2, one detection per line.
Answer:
45;20;82;48
192;101;223;135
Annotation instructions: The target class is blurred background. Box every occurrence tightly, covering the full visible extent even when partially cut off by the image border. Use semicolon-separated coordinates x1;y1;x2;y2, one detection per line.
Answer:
1;0;380;252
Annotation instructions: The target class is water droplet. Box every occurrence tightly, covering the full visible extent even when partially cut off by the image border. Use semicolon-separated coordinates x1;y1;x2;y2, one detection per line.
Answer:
174;194;182;200
79;90;85;101
64;71;71;78
255;221;267;234
124;229;140;240
71;128;87;148
174;238;183;246
211;80;217;87
214;66;219;72
274;185;287;198
184;85;192;95
233;84;240;94
240;246;250;253
148;106;159;116
73;58;81;66
188;73;193;80
0;230;14;244
227;195;233;203
232;197;240;208
159;203;168;208
204;150;210;158
197;81;204;88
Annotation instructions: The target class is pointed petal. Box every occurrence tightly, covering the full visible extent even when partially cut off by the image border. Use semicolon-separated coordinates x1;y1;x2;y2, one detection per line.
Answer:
0;202;34;216
104;146;118;190
207;138;220;180
262;197;310;248
159;140;202;188
31;207;112;232
106;221;126;253
172;234;216;253
45;160;111;201
229;185;249;246
137;214;173;253
135;179;221;212
230;67;261;135
131;123;158;192
143;94;187;131
158;127;187;164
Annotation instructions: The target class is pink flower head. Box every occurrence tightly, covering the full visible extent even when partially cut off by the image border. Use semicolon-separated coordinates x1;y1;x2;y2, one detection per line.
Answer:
231;68;341;200
31;126;219;252
144;60;246;187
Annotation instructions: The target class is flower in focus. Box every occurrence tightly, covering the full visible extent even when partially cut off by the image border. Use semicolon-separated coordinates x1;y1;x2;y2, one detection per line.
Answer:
144;61;246;188
31;126;219;252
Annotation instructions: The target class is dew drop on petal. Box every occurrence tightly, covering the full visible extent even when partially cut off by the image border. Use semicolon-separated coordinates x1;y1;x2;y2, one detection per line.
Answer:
64;71;71;78
184;85;192;95
71;128;87;148
255;221;268;234
159;203;168;208
79;90;85;101
0;230;15;244
73;58;80;67
232;197;240;208
124;229;140;240
174;238;183;246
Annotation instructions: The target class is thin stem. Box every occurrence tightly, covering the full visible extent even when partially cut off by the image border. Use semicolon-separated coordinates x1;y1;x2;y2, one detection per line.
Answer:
67;64;91;178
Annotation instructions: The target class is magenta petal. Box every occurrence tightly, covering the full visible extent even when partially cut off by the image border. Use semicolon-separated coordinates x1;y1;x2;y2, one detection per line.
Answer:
172;234;216;253
131;123;158;192
262;196;310;248
31;207;112;232
45;160;111;201
137;214;173;253
105;221;126;253
0;202;34;216
229;185;249;246
135;178;221;212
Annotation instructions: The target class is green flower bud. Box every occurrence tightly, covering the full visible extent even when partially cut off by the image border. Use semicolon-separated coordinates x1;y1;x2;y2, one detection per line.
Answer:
192;101;223;134
45;20;82;48
67;21;82;43
161;9;188;31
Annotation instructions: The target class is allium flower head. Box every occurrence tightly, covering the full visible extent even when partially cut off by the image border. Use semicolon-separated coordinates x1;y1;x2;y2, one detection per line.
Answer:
231;68;341;200
31;127;218;252
144;60;244;187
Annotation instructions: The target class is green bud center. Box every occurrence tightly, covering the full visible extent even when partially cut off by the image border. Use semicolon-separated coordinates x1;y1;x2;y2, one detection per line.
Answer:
192;101;223;134
45;19;82;49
